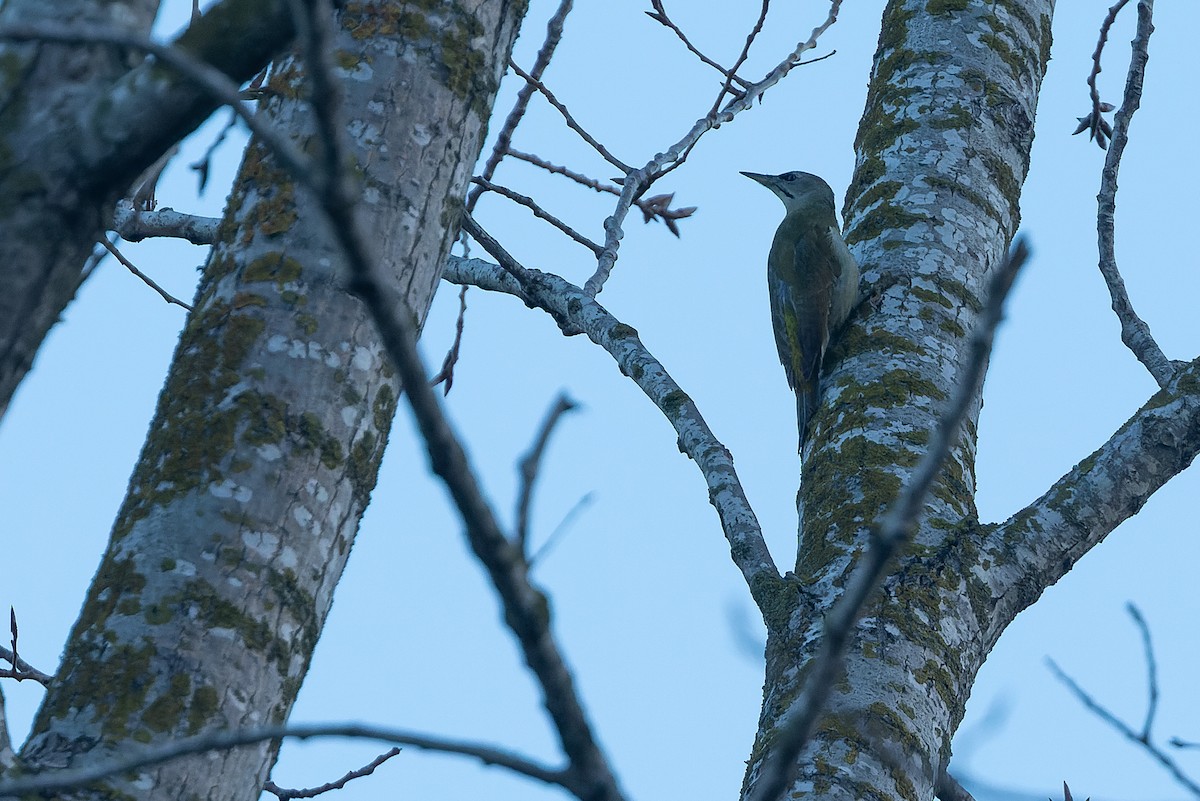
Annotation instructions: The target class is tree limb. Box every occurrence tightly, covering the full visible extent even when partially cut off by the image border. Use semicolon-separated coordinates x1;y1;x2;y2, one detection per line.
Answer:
985;353;1200;647
1094;0;1173;387
111;204;220;244
446;226;782;608
0;723;569;797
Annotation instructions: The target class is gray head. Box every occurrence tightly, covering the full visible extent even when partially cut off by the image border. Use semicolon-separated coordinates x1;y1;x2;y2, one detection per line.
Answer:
741;170;835;215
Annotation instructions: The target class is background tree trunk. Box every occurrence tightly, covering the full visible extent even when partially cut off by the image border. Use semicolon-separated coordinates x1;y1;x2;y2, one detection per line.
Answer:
0;0;298;419
18;2;526;798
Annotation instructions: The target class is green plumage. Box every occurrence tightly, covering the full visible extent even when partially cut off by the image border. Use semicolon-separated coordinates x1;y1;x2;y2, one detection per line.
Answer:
742;171;860;451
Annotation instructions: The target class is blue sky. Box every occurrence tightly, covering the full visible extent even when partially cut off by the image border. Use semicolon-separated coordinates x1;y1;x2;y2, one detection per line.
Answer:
2;2;1198;800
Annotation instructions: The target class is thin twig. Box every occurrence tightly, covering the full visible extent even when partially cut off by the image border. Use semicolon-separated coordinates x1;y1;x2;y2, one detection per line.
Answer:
263;747;401;799
1047;656;1200;797
1126;603;1160;741
0;723;569;797
101;239;194;311
582;0;843;296
472;177;603;254
508;60;631;174
450;220;781;605
429;285;468;395
190;107;240;193
468;0;574;213
506;150;696;234
711;0;771;112
1094;0;1172;387
746;238;1030;801
644;1;748;87
111;204;220;245
528;491;594;569
515;393;579;553
0;628;54;687
1081;0;1131;148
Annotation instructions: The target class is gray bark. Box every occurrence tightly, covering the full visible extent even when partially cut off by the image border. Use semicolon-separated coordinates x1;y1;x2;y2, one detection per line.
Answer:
743;2;1054;799
14;2;526;799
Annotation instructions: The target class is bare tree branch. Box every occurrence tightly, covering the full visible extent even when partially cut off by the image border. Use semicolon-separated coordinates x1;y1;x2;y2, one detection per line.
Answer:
984;354;1200;646
1047;606;1200;798
1076;0;1130;148
0;609;53;686
0;723;570;797
428;285;469;395
506;150;696;234
710;0;771;111
448;220;782;607
1093;0;1173;387
111;204;220;245
582;0;843;296
644;1;748;87
747;238;1030;801
100;240;194;311
264;747;401;799
472;177;603;254
528;491;594;569
469;0;574;213
508;59;632;174
515;393;579;554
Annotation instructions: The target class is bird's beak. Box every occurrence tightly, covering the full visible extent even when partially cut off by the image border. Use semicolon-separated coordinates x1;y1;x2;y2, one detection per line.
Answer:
740;171;771;185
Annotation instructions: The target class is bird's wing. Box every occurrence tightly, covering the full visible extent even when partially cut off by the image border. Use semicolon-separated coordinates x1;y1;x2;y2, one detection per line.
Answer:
769;217;838;392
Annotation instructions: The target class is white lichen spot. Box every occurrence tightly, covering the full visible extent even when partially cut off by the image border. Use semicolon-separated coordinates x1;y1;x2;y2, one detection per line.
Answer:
351;346;376;371
266;334;291;353
363;187;381;205
342;405;360;427
258;443;283;462
208;627;237;641
277;619;299;643
209;479;252;503
367;100;385;115
411;124;432;147
305;478;331;505
174;560;198;577
243;530;282;558
292;504;314;528
278;545;300;571
131;774;155;791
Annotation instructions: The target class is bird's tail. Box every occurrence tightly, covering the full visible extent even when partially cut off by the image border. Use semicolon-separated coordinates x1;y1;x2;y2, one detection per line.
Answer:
796;383;820;453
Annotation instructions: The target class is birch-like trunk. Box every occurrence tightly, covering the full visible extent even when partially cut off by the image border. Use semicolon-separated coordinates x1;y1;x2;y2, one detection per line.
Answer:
743;2;1054;798
17;2;525;798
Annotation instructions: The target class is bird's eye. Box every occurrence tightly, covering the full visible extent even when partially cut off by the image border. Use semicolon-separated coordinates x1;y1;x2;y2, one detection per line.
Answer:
782;172;797;182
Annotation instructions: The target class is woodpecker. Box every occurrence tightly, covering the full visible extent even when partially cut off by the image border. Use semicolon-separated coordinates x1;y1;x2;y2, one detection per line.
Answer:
741;170;860;452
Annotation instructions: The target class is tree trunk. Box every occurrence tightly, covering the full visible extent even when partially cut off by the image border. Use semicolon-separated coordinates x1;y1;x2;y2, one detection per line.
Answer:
18;2;526;798
742;2;1053;798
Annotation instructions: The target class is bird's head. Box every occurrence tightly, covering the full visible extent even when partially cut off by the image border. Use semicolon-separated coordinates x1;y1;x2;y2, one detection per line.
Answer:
740;170;835;215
